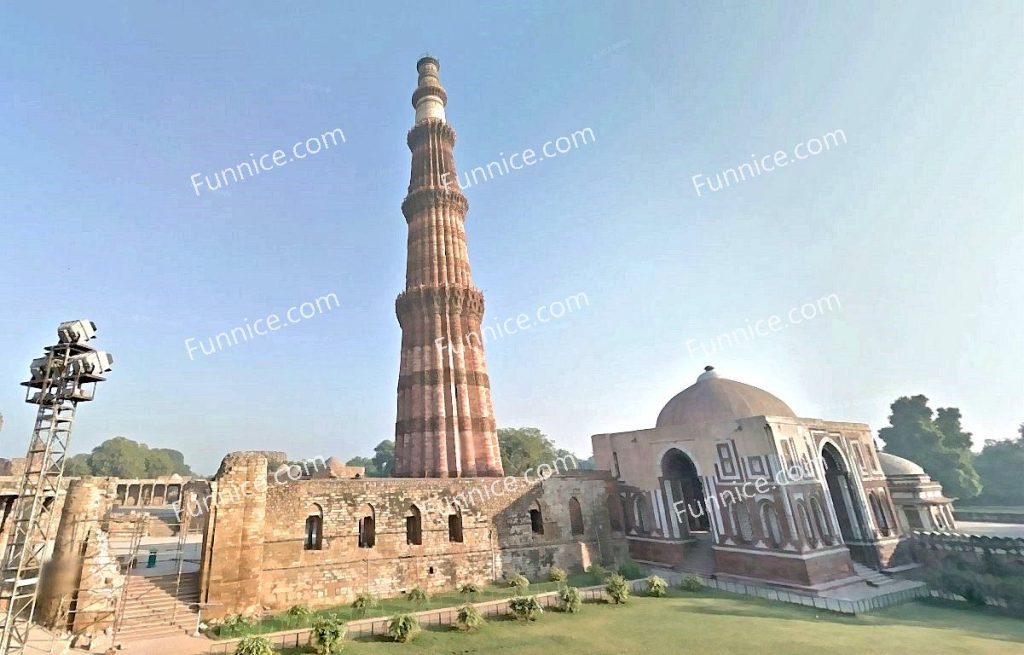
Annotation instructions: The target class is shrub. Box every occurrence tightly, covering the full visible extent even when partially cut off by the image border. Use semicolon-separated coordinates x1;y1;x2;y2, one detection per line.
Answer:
507;573;530;594
547;566;568;582
558;585;582;613
508;595;544;621
586;564;610;580
350;594;376;618
285;604;313;626
454;604;484;631
679;575;704;592
310;616;346;654
617;560;648;580
406;588;429;604
235;636;274;655
605;574;630;604
387;613;421;643
646;575;669;597
218;614;255;638
460;582;481;594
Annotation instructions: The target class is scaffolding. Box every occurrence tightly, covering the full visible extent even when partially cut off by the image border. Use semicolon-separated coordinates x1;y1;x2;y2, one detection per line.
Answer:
0;323;111;654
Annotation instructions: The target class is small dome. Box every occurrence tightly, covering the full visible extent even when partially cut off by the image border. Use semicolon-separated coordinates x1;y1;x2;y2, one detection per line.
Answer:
878;452;926;477
656;367;796;428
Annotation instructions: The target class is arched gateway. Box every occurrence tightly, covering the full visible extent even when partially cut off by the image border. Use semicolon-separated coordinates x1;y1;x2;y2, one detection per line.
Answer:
661;448;709;534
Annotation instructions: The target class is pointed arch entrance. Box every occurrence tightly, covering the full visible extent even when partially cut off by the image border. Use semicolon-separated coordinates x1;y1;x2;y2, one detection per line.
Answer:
820;443;867;545
662;449;709;534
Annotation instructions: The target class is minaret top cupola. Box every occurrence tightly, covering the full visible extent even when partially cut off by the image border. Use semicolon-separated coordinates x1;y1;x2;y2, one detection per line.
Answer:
412;56;447;123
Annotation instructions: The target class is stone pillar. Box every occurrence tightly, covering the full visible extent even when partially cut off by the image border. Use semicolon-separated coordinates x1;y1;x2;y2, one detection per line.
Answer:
202;452;268;619
36;477;108;630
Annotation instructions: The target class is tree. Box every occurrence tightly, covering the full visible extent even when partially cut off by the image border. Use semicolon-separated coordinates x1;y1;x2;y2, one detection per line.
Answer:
972;423;1024;506
372;440;394;477
498;427;557;475
68;437;195;478
150;448;195;476
879;395;981;500
345;456;378;477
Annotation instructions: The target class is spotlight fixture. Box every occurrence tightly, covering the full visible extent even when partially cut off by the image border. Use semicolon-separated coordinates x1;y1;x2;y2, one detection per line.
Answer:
70;351;113;376
57;319;97;344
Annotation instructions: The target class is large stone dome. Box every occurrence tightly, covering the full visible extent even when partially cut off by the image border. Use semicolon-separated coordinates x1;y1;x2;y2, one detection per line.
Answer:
656;366;796;428
877;452;926;477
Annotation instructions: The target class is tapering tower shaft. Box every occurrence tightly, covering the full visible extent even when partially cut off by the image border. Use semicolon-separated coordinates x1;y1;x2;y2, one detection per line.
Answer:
394;57;503;478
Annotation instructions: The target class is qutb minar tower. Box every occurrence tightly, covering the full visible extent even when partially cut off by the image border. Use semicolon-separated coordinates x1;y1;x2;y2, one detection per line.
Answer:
393;57;504;478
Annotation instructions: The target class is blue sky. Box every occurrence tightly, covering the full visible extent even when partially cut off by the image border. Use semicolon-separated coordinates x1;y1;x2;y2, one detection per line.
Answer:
1;2;1021;473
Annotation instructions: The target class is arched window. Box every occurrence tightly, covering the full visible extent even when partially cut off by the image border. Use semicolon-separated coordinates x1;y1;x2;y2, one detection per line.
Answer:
733;502;753;543
304;504;323;551
448;510;464;543
406;506;422;546
569;497;585;536
529;502;544;535
358;505;375;548
810;496;832;545
759;501;782;548
869;492;890;536
797;501;817;547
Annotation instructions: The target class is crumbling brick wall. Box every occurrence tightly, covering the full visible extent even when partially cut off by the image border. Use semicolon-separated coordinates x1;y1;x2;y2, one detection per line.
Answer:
200;453;626;617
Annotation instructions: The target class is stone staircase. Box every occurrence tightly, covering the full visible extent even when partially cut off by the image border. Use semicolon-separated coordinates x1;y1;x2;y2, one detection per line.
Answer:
116;572;200;640
852;562;895;587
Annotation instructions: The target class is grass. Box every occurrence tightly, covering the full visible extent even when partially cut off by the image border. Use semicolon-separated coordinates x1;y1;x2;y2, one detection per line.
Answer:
213;572;607;639
273;589;1024;655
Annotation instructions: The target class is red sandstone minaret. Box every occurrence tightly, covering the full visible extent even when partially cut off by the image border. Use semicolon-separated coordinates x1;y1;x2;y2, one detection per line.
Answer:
393;57;504;478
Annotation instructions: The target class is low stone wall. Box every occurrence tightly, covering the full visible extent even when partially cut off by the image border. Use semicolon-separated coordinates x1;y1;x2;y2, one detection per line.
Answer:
954;509;1024;525
911;531;1024;569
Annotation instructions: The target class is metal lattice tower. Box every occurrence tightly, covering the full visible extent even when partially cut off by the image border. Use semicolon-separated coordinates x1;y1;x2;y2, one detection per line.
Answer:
0;321;112;654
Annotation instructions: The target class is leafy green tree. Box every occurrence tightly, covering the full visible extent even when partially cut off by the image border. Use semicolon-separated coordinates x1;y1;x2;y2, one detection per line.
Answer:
150;447;195;476
64;454;92;476
372;440;394;477
345;456;379;477
972;423;1024;506
879;396;981;500
498;427;557;475
67;437;195;478
86;437;149;477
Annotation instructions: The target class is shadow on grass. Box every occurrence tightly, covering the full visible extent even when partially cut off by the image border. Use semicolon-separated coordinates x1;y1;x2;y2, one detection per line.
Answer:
673;590;1024;645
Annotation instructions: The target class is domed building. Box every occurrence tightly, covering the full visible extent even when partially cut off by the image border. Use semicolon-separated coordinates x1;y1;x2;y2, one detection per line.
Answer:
878;452;957;532
592;366;911;591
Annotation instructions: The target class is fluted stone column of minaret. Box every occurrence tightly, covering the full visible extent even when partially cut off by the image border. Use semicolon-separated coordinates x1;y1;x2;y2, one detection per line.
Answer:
394;57;504;478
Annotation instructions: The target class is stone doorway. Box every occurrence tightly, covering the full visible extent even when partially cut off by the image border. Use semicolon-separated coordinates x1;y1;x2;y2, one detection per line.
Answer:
821;443;872;564
662;449;709;534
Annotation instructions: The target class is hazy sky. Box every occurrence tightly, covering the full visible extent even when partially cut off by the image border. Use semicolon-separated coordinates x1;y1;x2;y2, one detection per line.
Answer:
1;2;1021;473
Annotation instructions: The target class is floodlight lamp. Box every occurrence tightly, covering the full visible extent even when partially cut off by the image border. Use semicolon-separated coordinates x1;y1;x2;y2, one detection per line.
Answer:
29;356;51;381
70;351;113;376
57;320;98;344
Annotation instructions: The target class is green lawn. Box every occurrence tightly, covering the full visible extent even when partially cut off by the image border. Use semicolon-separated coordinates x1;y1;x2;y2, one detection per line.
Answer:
280;590;1023;655
216;573;605;638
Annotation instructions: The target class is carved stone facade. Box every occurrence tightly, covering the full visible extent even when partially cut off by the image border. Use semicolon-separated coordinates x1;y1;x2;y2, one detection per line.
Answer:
593;366;918;592
393;57;503;478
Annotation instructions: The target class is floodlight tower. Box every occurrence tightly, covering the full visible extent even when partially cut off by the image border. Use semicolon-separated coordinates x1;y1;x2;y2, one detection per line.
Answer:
0;321;113;654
